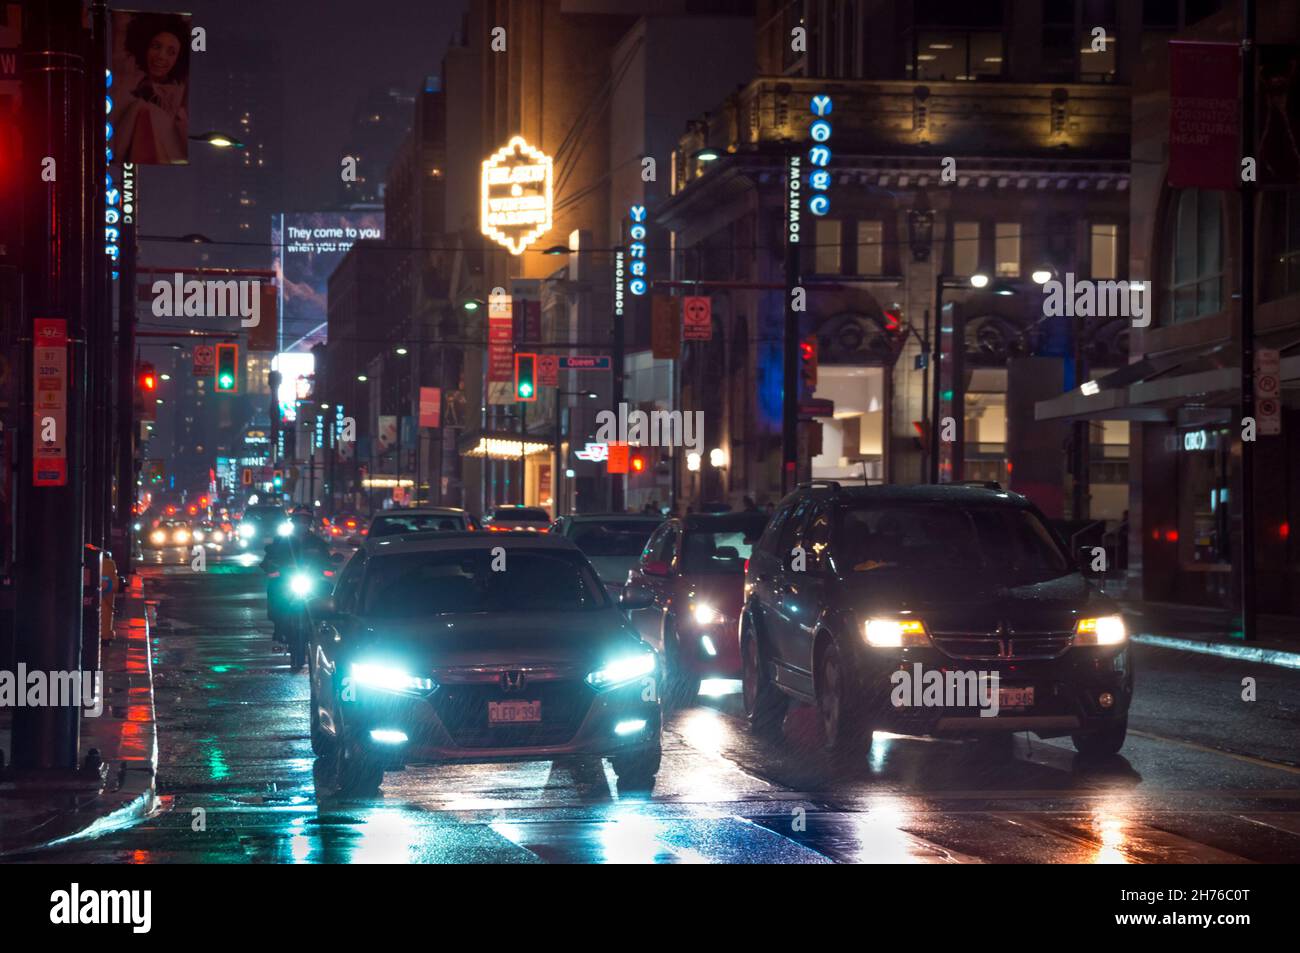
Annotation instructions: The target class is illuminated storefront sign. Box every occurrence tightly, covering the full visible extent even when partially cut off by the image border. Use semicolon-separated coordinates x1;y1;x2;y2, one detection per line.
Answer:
628;205;648;295
786;155;802;243
614;249;625;316
481;136;554;255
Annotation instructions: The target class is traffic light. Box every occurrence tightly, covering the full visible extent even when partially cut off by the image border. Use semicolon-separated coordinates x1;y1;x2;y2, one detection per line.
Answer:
272;470;283;489
138;362;156;393
514;352;537;402
630;451;647;474
215;343;239;393
799;336;818;395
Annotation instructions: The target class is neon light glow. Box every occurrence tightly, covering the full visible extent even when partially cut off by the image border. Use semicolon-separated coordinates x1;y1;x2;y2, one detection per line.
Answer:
481;136;554;256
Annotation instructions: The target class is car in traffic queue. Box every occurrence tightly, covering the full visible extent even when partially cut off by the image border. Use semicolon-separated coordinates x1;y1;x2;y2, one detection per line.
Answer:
624;511;769;709
307;532;662;795
145;519;193;550
481;505;551;533
236;503;289;551
550;513;663;593
740;482;1133;761
361;507;475;542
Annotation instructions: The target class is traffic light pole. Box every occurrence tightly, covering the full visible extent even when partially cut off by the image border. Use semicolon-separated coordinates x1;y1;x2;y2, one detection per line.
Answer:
113;168;138;576
781;147;801;496
13;0;90;771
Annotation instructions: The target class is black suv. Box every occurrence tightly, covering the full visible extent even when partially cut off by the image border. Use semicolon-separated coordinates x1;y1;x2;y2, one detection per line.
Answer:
740;482;1132;759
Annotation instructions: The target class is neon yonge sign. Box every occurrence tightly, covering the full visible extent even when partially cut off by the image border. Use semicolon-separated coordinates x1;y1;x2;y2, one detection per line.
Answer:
628;205;648;295
481;136;554;255
807;94;832;217
104;69;126;280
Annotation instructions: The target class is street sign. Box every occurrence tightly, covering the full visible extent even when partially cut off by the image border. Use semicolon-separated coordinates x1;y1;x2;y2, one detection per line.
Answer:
538;353;559;387
33;318;68;486
1256;348;1281;435
558;355;611;371
651;295;680;359
799;398;835;419
192;344;215;376
682;295;712;341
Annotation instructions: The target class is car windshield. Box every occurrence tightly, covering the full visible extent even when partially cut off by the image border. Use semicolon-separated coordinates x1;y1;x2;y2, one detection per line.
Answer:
360;548;610;618
569;520;659;557
835;502;1071;578
490;507;549;522
369;513;466;537
681;516;767;574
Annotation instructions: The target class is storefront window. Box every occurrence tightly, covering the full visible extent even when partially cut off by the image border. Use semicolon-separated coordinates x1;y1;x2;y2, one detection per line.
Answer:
1262;188;1300;302
1177;427;1231;565
1165;188;1224;324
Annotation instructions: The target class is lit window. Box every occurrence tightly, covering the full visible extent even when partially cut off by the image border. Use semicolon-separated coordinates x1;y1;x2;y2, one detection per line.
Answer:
995;223;1020;277
856;221;883;275
814;218;842;275
1090;224;1119;279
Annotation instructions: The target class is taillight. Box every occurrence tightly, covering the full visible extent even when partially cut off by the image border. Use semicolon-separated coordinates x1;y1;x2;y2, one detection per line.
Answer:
324;570;335;577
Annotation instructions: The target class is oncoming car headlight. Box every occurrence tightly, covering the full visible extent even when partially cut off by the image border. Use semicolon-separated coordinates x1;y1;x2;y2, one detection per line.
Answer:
277;521;294;537
1074;615;1127;646
690;602;724;626
350;661;435;694
288;572;315;598
585;652;656;691
239;523;256;539
863;618;930;648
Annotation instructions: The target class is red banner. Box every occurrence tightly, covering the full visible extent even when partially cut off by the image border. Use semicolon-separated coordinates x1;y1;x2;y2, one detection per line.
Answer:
488;312;514;383
33;318;68;486
1168;41;1239;190
606;442;629;474
419;386;441;428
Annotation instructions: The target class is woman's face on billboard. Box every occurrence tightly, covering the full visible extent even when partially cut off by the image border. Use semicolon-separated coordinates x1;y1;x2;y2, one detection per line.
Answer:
146;31;181;80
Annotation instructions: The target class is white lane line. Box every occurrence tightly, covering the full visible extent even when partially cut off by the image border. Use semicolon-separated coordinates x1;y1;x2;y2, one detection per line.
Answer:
1133;633;1300;670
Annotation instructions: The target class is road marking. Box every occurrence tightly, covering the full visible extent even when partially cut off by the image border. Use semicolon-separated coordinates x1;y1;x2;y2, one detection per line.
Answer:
1126;729;1300;775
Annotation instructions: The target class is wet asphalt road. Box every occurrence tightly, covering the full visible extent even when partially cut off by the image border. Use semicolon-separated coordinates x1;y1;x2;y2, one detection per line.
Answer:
22;554;1300;863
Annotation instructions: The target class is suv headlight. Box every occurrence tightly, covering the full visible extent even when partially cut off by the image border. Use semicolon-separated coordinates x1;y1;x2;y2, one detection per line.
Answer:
289;572;315;598
1074;615;1126;645
863;618;930;647
350;661;436;694
691;602;724;626
586;652;656;691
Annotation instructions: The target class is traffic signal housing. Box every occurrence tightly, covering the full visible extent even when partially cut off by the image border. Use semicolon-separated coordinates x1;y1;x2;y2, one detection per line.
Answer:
630;451;647;474
514;352;537;402
138;362;156;393
215;343;239;393
799;336;818;395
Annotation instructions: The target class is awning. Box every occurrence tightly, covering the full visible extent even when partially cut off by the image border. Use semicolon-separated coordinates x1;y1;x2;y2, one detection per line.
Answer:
458;429;554;460
1036;337;1300;423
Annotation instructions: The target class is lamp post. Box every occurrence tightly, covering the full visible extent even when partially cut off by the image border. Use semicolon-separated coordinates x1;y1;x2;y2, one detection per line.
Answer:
930;273;990;483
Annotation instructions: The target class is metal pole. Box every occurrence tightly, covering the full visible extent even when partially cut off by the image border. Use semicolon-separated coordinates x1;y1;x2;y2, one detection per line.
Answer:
13;0;88;770
553;390;563;516
929;276;944;483
1239;0;1258;641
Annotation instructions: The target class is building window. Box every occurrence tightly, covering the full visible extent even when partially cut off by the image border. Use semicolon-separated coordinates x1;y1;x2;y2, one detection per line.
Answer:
1165;188;1224;323
814;218;842;275
856;220;883;275
994;223;1020;277
1263;188;1300;302
912;30;1003;81
1090;224;1120;279
952;221;980;277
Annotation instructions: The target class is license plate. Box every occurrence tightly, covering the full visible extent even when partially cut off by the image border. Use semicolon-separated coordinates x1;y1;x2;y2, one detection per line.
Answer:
998;686;1034;710
488;700;542;725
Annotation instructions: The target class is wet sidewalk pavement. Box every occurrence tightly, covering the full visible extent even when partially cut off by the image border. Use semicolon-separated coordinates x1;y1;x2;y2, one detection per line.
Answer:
0;574;158;856
1121;599;1300;669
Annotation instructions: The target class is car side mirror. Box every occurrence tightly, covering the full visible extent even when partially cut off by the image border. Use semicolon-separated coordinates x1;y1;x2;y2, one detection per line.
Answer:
642;560;671;578
308;595;338;618
620;586;654;611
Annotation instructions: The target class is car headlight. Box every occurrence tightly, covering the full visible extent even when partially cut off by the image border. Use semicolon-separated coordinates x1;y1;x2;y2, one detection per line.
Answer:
192;529;204;542
212;530;225;543
277;521;294;537
149;530;166;544
350;661;435;694
173;529;189;544
691;602;724;626
239;523;256;539
586;652;656;691
288;572;315;598
1074;615;1126;645
863;617;930;647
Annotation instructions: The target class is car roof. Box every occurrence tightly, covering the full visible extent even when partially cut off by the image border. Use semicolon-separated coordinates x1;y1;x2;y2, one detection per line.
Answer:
364;531;579;555
564;513;662;522
788;483;1033;507
369;507;468;517
682;511;770;530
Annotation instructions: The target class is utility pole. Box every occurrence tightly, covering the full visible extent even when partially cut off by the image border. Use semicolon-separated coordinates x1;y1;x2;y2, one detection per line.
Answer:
1239;0;1258;641
113;162;138;575
13;0;89;771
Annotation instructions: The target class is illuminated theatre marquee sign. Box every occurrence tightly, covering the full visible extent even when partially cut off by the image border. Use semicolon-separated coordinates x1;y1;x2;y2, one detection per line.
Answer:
481;135;554;256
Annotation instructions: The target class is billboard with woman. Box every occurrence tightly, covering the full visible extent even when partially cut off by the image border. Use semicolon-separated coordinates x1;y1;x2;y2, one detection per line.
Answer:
109;10;191;165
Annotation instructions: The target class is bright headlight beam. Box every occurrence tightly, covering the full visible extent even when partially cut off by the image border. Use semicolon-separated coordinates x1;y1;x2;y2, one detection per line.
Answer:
586;652;656;691
691;603;723;626
864;618;928;647
1075;615;1127;645
350;662;435;694
289;573;314;597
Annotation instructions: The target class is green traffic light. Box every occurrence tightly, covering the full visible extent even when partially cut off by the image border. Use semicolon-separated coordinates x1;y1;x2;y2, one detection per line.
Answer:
519;382;533;398
219;374;234;389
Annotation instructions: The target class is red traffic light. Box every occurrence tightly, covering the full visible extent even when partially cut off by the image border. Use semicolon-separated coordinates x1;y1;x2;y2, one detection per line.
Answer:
138;362;157;391
630;453;646;473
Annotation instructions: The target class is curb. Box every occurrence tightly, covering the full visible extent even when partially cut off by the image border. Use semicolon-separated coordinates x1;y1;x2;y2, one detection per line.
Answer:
1132;632;1300;670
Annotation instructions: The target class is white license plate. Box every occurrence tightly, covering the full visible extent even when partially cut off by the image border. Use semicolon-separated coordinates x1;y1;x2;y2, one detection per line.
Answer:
488;700;542;725
998;686;1034;709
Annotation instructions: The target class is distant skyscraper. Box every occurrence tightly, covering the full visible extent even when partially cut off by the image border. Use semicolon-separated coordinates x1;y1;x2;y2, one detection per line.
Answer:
338;85;415;205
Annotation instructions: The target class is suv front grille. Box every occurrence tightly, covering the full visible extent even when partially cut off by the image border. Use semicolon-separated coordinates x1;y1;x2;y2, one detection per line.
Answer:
929;628;1073;660
431;680;592;748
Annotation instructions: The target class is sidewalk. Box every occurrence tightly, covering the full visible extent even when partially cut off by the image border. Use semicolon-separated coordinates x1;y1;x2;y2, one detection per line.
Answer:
1121;598;1300;670
0;574;158;856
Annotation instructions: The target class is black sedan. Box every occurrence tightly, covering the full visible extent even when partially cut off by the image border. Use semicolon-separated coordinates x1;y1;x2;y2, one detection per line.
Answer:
308;532;662;795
